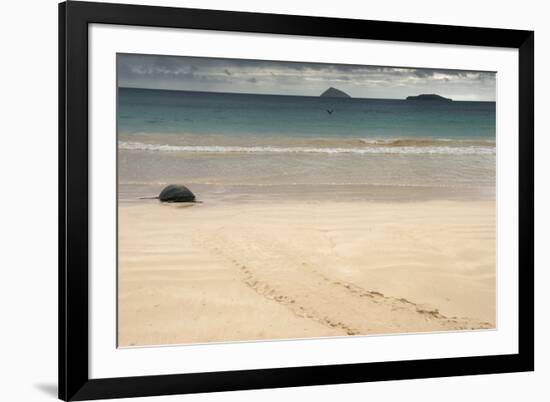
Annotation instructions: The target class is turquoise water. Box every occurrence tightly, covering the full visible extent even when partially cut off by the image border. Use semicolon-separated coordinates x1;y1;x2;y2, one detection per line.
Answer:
117;88;496;201
118;88;495;140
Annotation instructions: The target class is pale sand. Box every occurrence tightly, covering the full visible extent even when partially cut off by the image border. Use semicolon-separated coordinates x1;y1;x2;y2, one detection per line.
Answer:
118;200;496;347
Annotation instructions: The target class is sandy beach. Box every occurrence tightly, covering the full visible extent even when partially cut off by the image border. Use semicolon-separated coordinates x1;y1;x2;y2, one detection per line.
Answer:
118;199;496;347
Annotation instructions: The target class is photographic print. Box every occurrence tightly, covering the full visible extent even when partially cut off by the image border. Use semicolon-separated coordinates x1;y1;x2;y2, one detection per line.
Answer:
116;54;496;347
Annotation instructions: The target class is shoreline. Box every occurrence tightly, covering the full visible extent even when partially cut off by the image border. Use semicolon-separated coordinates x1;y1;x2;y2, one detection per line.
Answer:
118;198;496;347
118;182;496;205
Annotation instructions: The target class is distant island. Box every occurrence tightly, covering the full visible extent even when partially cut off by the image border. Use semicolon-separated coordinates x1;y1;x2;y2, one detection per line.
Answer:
320;87;351;98
406;94;452;102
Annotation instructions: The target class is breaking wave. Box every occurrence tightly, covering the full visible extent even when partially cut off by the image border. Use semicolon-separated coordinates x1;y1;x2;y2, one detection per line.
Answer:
119;139;495;155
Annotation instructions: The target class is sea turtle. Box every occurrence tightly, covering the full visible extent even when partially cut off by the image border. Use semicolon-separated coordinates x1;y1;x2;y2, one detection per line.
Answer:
158;184;197;203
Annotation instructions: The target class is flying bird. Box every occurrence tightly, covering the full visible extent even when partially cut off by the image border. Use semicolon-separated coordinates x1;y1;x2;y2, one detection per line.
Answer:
326;109;334;115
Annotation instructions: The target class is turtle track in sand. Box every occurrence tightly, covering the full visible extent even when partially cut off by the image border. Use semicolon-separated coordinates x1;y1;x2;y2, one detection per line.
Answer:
195;228;493;336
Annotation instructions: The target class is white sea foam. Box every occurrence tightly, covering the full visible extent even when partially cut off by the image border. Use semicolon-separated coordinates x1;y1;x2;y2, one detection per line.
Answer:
118;141;495;155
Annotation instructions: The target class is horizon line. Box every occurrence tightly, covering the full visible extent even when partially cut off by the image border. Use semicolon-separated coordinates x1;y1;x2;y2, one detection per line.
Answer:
117;86;495;102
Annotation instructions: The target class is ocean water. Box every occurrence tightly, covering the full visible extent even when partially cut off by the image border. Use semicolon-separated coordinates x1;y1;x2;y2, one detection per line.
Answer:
118;88;496;202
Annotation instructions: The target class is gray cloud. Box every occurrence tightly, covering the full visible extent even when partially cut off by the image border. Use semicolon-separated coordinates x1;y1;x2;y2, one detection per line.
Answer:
117;53;496;101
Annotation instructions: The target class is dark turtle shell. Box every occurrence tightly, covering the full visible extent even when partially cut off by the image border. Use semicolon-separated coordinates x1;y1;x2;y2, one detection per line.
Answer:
159;185;196;203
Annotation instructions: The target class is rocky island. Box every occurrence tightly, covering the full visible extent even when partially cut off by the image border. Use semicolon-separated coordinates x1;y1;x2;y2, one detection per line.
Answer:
406;94;452;102
320;87;351;98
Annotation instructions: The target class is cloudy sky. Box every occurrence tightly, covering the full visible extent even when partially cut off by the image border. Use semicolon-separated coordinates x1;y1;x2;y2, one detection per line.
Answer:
118;53;496;101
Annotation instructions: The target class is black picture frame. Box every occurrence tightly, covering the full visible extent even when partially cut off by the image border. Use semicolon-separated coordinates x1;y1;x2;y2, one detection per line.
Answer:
59;1;534;400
